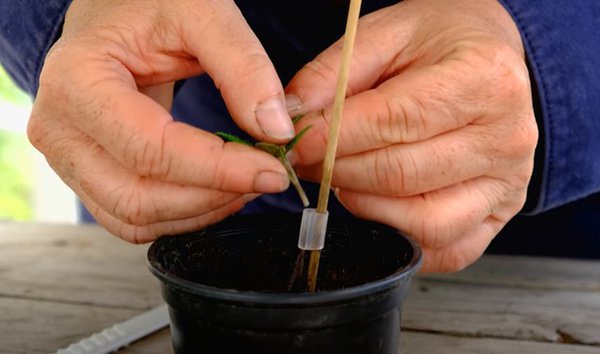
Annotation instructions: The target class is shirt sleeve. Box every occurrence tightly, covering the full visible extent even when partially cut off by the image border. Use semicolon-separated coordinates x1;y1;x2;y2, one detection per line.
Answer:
498;0;600;214
0;0;73;96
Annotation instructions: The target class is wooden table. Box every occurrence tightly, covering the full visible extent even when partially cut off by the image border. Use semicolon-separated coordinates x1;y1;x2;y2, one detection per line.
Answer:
1;222;599;353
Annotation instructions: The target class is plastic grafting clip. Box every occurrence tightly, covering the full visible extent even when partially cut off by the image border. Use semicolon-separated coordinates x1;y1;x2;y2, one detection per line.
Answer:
297;208;329;251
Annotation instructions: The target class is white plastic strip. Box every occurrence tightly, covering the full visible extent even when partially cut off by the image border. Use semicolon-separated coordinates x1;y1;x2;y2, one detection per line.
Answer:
56;304;169;354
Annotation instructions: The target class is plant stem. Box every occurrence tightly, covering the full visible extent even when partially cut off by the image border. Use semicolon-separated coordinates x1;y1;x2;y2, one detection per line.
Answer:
280;153;309;207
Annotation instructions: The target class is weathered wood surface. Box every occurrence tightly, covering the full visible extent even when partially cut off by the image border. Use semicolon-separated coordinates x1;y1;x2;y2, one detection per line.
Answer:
0;297;141;353
1;222;599;353
0;222;161;309
404;276;600;344
423;255;600;291
400;332;600;354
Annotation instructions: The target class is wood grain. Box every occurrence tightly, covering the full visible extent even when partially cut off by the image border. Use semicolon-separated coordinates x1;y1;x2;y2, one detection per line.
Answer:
1;222;599;353
0;297;140;353
0;222;163;309
403;276;600;344
400;332;600;354
423;255;600;291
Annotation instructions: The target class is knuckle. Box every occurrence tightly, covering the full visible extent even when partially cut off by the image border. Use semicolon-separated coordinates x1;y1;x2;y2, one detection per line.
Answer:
372;149;402;195
40;43;90;100
493;114;538;161
37;62;60;95
125;123;171;178
373;148;419;196
112;186;151;226
479;42;530;100
373;92;406;144
511;115;539;156
38;42;69;90
438;250;473;273
205;141;233;190
300;54;339;89
218;50;273;91
26;110;48;151
415;209;454;249
376;89;427;144
128;137;161;175
428;244;482;274
504;167;534;199
116;223;154;245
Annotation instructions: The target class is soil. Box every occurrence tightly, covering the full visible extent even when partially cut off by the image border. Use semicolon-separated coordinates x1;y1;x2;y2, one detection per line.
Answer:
152;213;414;293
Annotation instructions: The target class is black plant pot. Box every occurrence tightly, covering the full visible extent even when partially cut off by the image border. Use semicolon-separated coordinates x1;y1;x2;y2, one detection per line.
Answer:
147;213;422;354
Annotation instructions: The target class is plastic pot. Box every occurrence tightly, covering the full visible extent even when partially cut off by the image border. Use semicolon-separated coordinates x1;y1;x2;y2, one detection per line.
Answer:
147;213;422;354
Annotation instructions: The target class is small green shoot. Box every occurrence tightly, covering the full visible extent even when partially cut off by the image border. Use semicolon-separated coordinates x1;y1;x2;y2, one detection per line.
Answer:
214;132;253;147
216;117;311;207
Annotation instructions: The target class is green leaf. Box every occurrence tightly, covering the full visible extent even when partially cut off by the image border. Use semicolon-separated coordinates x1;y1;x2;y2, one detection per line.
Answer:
212;129;310;206
255;142;285;157
215;132;253;146
286;125;312;152
292;114;306;124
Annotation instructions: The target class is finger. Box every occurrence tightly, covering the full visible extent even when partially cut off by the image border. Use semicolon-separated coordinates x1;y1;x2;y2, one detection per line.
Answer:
291;55;530;166
418;217;502;273
297;123;530;196
334;176;525;250
75;150;248;226
58;74;289;193
32;117;257;226
285;7;416;115
76;184;254;244
176;0;295;141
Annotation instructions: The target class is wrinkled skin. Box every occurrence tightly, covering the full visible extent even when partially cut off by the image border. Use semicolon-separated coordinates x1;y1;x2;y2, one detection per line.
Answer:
28;0;538;273
286;0;538;272
28;0;298;243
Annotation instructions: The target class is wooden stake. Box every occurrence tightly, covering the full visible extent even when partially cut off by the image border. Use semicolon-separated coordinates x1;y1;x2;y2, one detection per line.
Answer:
307;0;363;293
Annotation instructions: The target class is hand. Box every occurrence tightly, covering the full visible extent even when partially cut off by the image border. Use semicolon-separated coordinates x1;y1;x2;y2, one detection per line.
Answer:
28;0;297;243
286;0;538;272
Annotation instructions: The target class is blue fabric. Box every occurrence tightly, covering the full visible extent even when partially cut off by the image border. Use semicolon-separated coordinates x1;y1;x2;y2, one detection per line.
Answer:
490;0;600;258
498;0;600;214
1;0;599;257
0;0;72;96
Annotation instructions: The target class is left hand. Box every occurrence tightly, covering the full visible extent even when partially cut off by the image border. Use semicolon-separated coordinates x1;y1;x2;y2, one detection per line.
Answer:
285;0;538;272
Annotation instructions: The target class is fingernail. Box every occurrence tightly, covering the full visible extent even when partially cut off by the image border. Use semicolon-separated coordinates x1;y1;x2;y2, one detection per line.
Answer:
256;97;296;140
254;171;290;193
285;94;304;116
331;187;340;197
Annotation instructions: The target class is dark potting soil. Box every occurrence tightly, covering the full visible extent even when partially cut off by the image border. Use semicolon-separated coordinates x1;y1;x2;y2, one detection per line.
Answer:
151;214;414;293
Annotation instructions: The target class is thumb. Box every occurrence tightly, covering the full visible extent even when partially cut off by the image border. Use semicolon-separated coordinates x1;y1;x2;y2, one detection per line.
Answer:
285;9;413;115
284;30;380;115
177;0;295;142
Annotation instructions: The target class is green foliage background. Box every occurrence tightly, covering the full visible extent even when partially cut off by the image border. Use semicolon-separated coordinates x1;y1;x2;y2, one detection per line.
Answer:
0;65;33;221
0;66;30;105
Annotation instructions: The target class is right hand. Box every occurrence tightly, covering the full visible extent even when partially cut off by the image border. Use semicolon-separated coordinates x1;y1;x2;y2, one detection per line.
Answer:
286;0;537;273
28;0;296;243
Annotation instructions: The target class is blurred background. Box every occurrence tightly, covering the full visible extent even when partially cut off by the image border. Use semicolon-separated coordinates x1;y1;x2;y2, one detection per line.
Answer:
0;64;77;223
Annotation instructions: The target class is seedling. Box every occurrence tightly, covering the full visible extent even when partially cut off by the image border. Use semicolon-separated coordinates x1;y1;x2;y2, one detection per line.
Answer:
216;115;311;207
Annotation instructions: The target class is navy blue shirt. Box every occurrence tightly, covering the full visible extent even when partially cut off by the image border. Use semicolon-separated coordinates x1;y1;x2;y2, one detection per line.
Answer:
1;0;599;258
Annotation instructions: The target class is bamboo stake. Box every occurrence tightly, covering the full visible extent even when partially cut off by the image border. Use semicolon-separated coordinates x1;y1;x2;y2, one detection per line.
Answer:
307;0;363;293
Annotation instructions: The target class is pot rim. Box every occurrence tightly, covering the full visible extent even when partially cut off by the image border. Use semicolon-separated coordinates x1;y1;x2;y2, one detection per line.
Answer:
147;232;422;306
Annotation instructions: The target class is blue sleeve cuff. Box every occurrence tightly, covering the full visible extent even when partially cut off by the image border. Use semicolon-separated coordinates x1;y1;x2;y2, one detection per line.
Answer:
0;0;73;96
498;0;600;214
